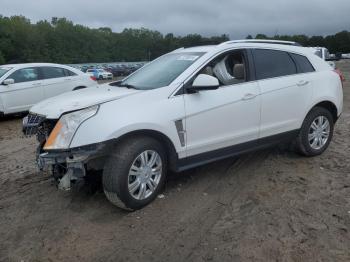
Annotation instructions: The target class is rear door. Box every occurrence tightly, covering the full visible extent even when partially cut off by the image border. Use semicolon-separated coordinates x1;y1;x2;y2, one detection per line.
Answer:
40;66;76;98
1;67;44;113
252;49;314;138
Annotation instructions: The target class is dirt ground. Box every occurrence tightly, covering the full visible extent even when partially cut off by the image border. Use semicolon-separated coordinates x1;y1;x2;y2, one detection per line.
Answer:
0;61;349;262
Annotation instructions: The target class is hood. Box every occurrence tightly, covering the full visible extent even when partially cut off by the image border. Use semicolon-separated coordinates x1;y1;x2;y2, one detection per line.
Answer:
30;84;141;119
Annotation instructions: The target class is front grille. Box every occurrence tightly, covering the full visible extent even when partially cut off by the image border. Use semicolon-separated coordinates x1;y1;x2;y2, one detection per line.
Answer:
23;113;46;137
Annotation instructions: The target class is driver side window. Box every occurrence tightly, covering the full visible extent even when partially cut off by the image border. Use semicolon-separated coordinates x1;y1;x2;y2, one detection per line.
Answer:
7;67;40;84
199;50;248;86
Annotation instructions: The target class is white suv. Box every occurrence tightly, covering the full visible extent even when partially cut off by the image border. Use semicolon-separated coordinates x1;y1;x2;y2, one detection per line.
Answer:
0;63;96;115
24;40;344;210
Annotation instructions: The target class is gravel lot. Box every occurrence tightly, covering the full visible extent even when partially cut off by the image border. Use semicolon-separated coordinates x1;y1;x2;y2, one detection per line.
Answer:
0;61;349;262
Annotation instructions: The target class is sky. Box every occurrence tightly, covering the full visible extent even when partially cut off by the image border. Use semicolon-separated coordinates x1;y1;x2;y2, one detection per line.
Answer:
0;0;349;38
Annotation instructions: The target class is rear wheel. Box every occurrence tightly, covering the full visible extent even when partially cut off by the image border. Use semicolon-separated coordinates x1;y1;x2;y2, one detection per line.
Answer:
103;137;167;210
296;107;334;156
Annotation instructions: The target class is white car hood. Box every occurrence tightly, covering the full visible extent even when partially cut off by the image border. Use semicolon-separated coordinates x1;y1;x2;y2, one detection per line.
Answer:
30;84;141;119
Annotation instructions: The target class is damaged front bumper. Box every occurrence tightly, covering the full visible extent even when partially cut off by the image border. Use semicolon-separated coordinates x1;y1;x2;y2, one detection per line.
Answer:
38;143;108;190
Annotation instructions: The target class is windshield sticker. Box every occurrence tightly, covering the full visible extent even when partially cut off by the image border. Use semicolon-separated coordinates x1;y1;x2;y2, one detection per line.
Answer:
177;55;199;61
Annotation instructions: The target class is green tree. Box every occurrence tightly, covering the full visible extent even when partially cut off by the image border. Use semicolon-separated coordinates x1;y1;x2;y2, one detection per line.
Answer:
0;51;5;64
0;15;349;64
255;34;268;39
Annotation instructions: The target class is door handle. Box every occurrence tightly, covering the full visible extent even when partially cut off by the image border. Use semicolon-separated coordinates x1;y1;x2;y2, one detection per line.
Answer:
32;83;41;86
297;80;309;86
64;79;72;81
242;93;257;100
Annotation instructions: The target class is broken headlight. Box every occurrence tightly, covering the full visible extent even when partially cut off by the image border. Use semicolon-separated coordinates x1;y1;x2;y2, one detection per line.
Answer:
44;105;99;150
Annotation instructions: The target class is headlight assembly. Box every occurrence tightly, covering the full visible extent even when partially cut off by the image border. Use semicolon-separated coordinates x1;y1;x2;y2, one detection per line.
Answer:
44;105;99;150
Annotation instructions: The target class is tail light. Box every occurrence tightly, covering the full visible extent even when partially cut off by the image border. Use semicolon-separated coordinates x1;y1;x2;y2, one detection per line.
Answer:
90;76;97;81
334;69;345;88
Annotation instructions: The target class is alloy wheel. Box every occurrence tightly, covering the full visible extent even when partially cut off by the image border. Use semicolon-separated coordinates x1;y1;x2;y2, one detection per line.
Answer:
128;150;162;200
308;116;330;150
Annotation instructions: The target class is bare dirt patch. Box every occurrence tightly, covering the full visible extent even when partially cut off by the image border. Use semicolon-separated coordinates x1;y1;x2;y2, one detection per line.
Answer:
0;62;349;262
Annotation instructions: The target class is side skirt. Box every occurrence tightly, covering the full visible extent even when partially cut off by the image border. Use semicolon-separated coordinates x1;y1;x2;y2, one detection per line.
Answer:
175;129;299;172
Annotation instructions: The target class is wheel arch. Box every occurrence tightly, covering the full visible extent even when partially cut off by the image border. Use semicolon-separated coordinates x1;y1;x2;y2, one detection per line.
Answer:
310;101;338;123
111;129;179;172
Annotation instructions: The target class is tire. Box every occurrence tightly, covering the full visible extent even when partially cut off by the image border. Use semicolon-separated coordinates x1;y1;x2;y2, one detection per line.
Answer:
98;75;103;80
103;136;167;211
296;107;334;156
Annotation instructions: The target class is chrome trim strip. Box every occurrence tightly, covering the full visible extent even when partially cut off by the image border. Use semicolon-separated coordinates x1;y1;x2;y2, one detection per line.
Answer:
174;119;186;147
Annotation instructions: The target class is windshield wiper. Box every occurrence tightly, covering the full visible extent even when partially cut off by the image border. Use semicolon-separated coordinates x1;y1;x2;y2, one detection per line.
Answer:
118;83;138;89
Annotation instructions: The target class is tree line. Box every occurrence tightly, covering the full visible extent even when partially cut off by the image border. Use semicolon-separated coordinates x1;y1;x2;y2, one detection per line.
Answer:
0;15;349;65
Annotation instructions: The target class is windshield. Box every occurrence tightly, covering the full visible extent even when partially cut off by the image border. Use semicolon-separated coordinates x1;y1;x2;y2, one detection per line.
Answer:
119;52;204;90
0;67;12;78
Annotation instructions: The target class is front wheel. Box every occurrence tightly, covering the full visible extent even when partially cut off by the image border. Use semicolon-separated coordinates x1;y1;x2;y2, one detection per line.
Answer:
296;107;334;156
103;137;167;210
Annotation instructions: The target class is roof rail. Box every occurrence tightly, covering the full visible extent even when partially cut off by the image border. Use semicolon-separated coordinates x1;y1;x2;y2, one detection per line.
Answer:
171;47;185;53
218;39;302;47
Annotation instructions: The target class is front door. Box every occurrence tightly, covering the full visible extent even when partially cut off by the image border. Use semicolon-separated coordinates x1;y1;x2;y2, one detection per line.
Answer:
0;67;44;113
184;49;261;157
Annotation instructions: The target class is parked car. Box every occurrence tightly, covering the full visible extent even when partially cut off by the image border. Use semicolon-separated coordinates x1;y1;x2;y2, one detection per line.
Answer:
0;63;96;115
24;40;344;210
308;47;336;69
109;65;130;77
86;68;113;80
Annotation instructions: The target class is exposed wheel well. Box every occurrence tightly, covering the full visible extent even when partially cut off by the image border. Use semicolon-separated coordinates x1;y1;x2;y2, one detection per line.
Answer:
113;130;179;172
313;101;338;122
73;86;87;91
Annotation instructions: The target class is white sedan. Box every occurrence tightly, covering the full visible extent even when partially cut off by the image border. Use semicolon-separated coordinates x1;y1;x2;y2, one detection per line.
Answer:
0;63;97;115
86;69;113;80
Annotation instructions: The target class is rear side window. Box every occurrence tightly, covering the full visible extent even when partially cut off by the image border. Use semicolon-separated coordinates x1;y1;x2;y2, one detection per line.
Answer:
41;67;66;79
290;53;315;73
8;68;40;83
252;49;297;80
64;69;77;76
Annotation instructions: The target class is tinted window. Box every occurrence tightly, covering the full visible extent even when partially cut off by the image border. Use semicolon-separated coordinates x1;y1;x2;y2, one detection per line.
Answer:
253;49;297;80
41;67;66;79
8;68;39;83
64;69;77;76
290;53;315;73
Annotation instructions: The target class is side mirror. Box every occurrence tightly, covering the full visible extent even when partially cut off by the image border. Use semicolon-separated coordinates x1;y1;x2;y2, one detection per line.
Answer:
3;78;14;85
187;74;219;93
